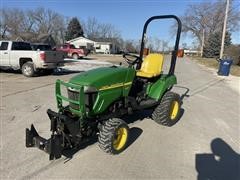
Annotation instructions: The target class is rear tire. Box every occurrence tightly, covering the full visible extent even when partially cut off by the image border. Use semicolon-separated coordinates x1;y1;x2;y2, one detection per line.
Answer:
72;53;79;60
152;91;181;126
98;118;129;154
21;62;35;77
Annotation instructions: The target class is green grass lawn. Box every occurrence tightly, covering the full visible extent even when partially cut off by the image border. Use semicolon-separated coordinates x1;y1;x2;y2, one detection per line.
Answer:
191;57;240;77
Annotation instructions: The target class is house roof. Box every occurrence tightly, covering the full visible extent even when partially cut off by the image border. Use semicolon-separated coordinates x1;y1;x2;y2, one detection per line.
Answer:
95;41;112;45
67;36;95;43
67;36;117;45
91;37;116;43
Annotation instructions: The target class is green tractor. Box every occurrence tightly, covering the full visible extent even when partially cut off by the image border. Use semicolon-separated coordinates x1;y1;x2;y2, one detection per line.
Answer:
26;15;182;160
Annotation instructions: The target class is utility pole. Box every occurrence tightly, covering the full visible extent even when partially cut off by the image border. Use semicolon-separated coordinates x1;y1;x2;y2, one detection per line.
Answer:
220;0;230;59
200;28;205;57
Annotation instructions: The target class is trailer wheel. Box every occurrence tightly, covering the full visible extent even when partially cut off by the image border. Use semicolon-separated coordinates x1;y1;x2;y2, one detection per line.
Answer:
152;91;181;126
21;62;35;77
98;118;129;154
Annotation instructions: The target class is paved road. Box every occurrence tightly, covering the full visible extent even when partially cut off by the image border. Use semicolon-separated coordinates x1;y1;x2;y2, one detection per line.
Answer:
1;57;239;179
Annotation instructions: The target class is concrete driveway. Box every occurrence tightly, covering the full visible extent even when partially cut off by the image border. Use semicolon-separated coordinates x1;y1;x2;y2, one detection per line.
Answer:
1;57;239;179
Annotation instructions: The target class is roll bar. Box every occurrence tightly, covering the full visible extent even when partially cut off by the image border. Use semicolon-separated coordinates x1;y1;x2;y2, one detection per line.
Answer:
138;15;182;75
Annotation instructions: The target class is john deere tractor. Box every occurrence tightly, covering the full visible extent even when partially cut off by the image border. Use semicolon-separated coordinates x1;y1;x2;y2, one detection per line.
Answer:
26;15;182;160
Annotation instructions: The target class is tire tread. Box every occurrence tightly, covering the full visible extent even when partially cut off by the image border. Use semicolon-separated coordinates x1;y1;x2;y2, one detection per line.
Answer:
152;91;181;126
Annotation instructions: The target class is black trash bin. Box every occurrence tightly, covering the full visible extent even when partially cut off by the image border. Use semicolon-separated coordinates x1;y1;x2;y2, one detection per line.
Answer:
218;58;233;76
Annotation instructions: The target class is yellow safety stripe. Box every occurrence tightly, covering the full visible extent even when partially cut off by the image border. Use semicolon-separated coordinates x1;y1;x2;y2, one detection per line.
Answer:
99;82;132;91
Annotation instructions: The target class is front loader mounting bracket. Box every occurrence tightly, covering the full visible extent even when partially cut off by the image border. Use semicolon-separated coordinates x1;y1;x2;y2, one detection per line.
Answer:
25;109;64;160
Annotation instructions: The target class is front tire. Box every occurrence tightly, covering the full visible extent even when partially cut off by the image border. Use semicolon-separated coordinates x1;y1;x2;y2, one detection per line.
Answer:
98;118;129;154
21;62;35;77
152;91;181;126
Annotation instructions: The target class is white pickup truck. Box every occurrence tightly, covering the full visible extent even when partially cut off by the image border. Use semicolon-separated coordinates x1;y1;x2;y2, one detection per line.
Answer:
0;41;65;77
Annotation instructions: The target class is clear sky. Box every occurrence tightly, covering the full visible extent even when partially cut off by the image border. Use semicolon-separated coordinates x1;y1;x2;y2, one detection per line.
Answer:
1;0;240;46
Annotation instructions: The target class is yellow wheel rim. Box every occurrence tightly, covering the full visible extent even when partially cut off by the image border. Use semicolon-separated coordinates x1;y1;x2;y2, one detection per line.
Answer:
170;101;179;120
113;127;128;151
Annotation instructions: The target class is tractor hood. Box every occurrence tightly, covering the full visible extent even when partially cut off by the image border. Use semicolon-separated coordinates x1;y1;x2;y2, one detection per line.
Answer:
69;66;135;89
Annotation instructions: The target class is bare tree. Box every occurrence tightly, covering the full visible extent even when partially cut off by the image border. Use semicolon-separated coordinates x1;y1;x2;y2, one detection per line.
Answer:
29;7;66;42
82;17;123;51
83;17;121;40
180;0;240;46
124;40;137;53
0;9;8;39
153;38;162;52
161;40;169;52
145;36;170;52
29;8;64;34
0;7;66;43
0;8;25;39
82;17;100;39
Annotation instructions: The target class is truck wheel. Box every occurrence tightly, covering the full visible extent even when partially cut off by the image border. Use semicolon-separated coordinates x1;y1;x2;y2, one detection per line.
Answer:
98;118;129;154
21;62;35;77
72;53;79;60
152;91;181;126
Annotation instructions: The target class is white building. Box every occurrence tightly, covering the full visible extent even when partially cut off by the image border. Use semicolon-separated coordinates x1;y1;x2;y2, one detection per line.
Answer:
94;42;119;54
67;36;119;54
184;49;200;56
67;37;95;50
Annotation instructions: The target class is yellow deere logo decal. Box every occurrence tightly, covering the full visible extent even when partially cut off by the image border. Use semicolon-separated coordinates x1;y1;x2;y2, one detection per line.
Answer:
99;82;132;91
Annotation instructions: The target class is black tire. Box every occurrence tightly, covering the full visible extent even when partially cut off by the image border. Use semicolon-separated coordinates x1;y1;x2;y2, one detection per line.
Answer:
72;53;79;60
152;91;181;126
98;118;129;154
21;62;35;77
44;69;54;75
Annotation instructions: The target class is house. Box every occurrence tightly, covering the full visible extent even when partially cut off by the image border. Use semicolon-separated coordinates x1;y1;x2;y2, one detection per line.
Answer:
184;49;200;56
94;41;118;54
67;37;95;50
67;36;120;54
92;38;119;54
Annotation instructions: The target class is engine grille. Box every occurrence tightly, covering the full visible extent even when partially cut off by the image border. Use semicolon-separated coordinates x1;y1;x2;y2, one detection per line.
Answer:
67;88;97;112
67;89;80;110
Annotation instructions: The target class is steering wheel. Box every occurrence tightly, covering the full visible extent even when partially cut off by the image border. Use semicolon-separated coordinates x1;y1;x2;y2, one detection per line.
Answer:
123;53;140;65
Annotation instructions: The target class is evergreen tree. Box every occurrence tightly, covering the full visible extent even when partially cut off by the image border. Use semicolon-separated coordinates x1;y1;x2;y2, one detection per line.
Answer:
65;17;84;41
203;31;231;58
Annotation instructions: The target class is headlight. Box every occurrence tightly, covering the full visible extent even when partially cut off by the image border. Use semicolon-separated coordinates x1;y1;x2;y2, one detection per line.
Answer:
84;86;98;93
68;87;78;92
67;86;97;93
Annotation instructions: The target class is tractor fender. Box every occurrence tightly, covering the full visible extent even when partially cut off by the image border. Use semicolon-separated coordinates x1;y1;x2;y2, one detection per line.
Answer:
147;75;177;100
